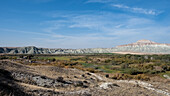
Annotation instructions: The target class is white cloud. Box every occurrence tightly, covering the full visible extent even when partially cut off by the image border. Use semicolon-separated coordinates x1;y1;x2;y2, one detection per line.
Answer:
43;12;159;35
112;4;129;9
86;0;162;15
1;10;168;48
0;28;50;36
39;12;169;48
33;33;117;48
111;4;162;15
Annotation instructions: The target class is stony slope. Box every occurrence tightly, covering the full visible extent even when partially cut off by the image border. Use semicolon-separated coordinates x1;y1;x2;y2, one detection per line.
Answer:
0;40;170;54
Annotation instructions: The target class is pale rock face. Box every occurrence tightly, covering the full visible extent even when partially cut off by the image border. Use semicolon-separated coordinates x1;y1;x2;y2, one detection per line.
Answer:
115;40;170;54
0;40;170;54
135;39;156;44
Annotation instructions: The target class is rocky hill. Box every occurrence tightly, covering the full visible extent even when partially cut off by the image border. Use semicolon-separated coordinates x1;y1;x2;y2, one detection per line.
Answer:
115;40;170;54
0;40;170;54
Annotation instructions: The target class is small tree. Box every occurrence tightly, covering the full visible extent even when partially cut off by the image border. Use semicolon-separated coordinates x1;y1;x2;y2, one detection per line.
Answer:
52;58;56;62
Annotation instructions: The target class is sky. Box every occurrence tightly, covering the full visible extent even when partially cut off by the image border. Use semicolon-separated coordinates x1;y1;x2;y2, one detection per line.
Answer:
0;0;170;48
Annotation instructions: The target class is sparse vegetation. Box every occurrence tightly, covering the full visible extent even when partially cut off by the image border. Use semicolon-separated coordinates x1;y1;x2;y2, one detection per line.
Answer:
0;53;170;96
1;54;170;80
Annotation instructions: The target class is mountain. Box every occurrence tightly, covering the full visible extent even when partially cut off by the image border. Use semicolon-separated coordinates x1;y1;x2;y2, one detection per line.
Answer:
0;46;113;54
114;40;170;54
0;40;170;54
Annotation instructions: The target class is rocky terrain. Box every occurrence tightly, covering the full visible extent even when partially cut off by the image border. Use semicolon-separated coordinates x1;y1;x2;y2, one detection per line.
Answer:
0;39;170;54
0;60;170;96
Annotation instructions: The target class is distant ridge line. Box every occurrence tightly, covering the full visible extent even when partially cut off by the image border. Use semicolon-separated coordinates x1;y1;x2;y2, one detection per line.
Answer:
0;40;170;54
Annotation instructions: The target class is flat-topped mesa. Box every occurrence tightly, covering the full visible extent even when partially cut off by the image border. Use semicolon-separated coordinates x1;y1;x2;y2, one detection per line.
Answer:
134;39;156;44
117;39;170;47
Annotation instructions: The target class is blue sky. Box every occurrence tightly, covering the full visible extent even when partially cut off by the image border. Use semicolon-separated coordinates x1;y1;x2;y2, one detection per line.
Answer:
0;0;170;48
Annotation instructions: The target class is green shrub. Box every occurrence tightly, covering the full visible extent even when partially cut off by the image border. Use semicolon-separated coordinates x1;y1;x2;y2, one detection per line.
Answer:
123;68;143;75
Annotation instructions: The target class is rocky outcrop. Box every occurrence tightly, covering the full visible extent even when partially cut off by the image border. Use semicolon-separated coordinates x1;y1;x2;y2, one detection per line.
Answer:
11;72;88;89
0;69;31;96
